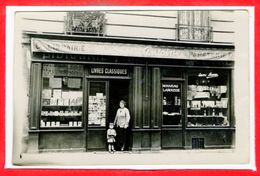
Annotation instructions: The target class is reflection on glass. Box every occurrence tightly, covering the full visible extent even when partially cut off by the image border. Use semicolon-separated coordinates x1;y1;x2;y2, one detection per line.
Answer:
88;82;106;127
187;71;229;127
162;82;182;126
40;64;83;128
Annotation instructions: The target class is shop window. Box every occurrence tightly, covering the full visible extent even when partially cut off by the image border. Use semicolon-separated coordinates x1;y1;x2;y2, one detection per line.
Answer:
177;11;212;42
187;71;229;127
162;82;182;126
88;82;107;127
40;64;84;128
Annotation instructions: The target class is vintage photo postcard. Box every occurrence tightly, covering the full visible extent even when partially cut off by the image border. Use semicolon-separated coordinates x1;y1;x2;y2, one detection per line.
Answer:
5;6;255;169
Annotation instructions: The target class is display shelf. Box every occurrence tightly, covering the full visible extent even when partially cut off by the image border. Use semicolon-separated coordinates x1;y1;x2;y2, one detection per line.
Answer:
29;129;85;132
187;125;230;127
41;115;82;117
161;126;182;130
163;104;181;106
188;107;227;109
162;113;181;116
42;105;82;107
40;120;83;128
40;126;83;128
187;115;227;118
186;127;233;130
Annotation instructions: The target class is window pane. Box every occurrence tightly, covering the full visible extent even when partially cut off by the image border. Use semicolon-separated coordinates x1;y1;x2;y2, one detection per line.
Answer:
187;71;229;127
88;82;107;127
162;82;182;126
161;68;182;78
193;11;202;26
40;64;83;128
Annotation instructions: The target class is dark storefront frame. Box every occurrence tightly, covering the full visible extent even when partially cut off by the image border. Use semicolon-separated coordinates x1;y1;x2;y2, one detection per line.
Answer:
26;34;235;152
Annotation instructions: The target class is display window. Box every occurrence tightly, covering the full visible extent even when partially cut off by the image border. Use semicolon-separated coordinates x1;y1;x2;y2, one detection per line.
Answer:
162;82;182;126
40;64;84;128
88;81;107;127
187;70;230;127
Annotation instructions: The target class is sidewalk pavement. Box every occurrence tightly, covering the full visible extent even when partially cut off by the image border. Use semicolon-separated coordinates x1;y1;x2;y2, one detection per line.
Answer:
10;149;236;168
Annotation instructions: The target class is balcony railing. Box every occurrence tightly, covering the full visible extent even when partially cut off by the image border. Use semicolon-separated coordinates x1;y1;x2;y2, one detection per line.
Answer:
176;24;213;42
64;12;105;36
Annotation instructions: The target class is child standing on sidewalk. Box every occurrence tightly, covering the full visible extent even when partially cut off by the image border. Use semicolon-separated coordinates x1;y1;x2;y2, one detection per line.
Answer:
107;123;117;153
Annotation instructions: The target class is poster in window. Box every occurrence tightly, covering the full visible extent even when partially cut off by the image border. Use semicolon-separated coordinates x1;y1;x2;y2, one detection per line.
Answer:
68;64;84;77
49;78;62;88
42;89;52;99
53;89;62;99
67;78;81;89
42;64;55;77
54;64;68;76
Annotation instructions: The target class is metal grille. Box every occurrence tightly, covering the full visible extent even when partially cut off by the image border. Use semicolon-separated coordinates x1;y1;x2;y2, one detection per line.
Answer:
176;24;213;42
192;138;205;149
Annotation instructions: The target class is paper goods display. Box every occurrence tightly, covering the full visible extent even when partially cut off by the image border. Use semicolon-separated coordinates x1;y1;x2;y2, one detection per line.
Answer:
88;93;106;126
40;64;84;128
187;85;229;127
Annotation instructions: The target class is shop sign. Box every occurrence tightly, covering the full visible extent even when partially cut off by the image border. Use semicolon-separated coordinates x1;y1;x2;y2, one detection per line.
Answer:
162;84;180;92
32;38;234;61
89;67;128;76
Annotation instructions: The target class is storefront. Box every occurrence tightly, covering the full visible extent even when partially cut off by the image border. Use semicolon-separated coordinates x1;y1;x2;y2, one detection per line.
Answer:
27;34;235;152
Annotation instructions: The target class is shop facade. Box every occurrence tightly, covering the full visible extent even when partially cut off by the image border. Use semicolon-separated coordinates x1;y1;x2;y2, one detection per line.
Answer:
26;34;235;152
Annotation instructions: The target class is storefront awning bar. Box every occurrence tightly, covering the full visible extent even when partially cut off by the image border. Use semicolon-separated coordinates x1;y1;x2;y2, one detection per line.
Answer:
24;31;235;49
30;38;235;61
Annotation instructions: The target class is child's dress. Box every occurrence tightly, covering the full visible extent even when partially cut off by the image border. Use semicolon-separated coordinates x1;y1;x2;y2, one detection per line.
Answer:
107;128;117;143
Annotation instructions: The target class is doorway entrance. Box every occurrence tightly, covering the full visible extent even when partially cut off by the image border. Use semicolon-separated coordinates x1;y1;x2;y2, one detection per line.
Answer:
108;80;129;124
86;79;130;151
108;80;130;151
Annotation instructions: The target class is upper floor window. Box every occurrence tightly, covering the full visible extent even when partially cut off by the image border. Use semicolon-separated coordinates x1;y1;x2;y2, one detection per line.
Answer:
177;11;212;42
65;11;105;36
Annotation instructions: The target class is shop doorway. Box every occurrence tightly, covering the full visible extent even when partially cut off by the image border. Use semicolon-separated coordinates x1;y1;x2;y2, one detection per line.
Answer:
108;80;130;151
108;80;129;123
86;79;130;151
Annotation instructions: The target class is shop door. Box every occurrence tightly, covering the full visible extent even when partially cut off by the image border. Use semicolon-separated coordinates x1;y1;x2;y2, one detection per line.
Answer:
86;81;108;151
161;81;184;149
86;79;130;151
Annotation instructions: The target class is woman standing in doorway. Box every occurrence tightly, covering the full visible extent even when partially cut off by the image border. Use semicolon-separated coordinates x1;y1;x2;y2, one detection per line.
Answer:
113;100;130;151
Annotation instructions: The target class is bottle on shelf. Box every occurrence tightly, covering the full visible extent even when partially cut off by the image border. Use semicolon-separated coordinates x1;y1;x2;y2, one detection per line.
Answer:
212;109;215;116
163;97;167;105
56;121;60;127
177;97;181;106
174;96;178;106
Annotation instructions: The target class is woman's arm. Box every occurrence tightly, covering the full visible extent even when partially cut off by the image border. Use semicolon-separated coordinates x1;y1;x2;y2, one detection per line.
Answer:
124;108;130;128
113;109;119;126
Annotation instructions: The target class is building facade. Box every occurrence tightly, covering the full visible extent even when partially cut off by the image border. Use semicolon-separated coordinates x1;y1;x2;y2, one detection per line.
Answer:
19;10;235;152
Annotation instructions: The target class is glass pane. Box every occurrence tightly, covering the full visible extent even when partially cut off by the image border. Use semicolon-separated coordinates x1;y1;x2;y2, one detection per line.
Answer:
162;82;182;126
88;82;107;127
40;64;83;128
161;68;182;78
187;71;229;127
